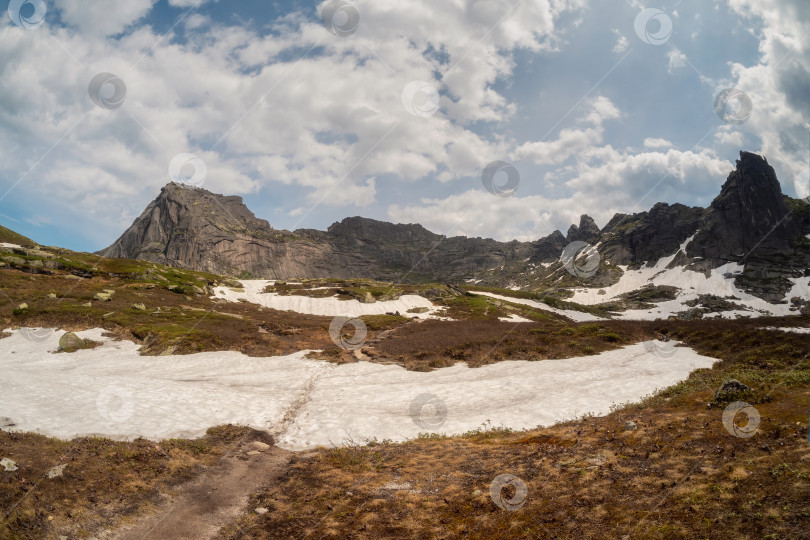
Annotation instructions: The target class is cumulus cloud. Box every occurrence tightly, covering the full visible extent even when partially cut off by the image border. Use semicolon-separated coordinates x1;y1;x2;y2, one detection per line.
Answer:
612;30;629;54
643;138;673;149
510;96;620;165
0;0;587;246
53;0;157;36
667;48;687;73
391;141;733;242
724;0;810;195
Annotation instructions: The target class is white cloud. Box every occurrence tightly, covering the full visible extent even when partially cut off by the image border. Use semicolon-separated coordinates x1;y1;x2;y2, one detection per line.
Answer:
390;147;734;242
724;0;810;190
388;190;562;242
168;0;216;7
511;96;620;165
612;33;629;54
0;0;587;246
667;48;687;73
714;127;745;147
53;0;157;36
643;137;673;149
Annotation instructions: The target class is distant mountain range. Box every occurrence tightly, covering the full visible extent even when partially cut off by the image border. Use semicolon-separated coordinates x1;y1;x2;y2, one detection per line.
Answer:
100;151;809;303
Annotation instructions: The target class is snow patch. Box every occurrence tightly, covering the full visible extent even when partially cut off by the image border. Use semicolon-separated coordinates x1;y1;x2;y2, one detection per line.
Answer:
213;280;447;320
0;328;717;450
761;326;810;334
498;314;533;323
474;291;602;322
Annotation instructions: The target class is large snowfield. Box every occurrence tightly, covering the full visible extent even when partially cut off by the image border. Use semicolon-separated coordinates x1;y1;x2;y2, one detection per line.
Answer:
0;328;718;450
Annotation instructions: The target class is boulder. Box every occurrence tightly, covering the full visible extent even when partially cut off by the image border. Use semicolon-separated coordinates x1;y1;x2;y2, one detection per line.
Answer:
47;293;57;299
132;303;147;311
0;458;18;472
46;464;67;479
58;332;86;352
710;379;751;407
16;303;28;311
94;292;112;301
1;256;25;266
361;291;376;304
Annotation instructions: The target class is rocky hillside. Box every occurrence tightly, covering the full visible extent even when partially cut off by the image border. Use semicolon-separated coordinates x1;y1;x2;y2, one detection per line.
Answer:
100;152;809;302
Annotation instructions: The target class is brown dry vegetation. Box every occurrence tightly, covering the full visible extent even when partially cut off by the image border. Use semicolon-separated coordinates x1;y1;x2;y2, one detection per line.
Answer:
364;319;635;370
2;250;810;538
0;426;268;540
218;321;810;539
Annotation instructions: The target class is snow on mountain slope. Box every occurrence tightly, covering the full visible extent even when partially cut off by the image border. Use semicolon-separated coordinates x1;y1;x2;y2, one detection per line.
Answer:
567;234;808;320
0;328;717;450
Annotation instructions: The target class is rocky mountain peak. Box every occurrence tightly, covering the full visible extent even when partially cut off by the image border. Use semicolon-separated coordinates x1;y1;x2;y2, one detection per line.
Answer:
565;215;600;244
327;217;442;246
687;151;801;262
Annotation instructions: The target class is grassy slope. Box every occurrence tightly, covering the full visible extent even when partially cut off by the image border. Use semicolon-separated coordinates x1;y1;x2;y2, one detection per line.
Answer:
0;225;35;248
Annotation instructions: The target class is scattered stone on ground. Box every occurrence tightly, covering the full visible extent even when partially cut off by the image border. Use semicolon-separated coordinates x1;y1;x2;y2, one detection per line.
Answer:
250;441;271;451
1;458;18;472
46;464;67;479
58;332;86;352
132;303;146;310
624;420;638;431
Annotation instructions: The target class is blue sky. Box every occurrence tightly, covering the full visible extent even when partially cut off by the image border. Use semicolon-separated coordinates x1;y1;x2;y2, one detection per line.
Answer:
0;0;808;251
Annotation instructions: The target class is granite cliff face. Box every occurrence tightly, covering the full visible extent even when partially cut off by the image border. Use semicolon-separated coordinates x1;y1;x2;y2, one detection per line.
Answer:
101;152;809;299
100;183;551;281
